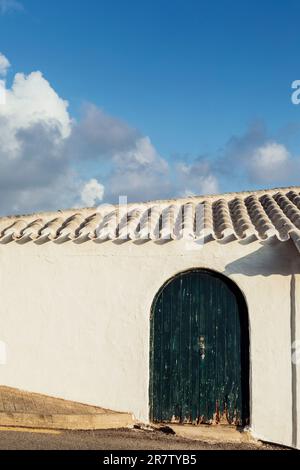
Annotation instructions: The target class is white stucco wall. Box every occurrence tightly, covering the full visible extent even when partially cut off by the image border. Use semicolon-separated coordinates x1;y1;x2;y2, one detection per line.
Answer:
0;237;299;448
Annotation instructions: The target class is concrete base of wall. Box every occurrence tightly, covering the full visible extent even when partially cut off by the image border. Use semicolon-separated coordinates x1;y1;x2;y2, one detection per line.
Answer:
0;411;134;430
162;424;260;445
0;386;134;430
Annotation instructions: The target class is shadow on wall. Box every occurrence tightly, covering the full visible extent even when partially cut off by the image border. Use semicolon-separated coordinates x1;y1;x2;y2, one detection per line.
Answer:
225;239;300;277
225;239;299;448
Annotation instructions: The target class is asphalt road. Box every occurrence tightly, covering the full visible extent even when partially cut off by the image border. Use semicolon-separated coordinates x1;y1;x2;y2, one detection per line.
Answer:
0;427;283;450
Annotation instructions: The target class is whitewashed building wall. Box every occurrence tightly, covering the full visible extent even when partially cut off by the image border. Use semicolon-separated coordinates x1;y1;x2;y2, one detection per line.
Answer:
0;237;299;448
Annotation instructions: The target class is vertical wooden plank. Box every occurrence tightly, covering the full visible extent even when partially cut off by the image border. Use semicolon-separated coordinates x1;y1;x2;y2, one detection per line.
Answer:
187;272;193;422
161;284;170;421
157;291;163;421
191;272;200;422
172;276;182;421
181;273;190;422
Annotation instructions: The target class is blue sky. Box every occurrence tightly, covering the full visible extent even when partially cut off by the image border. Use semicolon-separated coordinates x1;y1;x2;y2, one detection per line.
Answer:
0;0;300;214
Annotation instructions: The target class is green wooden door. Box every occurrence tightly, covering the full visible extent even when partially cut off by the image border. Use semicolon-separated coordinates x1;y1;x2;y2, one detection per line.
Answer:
150;269;249;425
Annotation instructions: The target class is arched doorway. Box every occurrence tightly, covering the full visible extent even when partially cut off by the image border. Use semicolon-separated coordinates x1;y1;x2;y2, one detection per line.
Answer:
149;269;250;426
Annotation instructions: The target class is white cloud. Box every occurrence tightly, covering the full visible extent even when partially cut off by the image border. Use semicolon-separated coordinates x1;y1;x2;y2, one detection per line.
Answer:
7;170;80;214
0;53;222;213
181;178;219;197
7;54;300;216
199;174;219;194
219;123;299;185
248;141;297;184
0;0;23;15
246;141;293;182
0;71;71;158
3;45;300;218
0;53;10;76
80;178;104;207
66;105;171;203
69;103;139;160
113;136;168;171
0;80;5;105
175;158;219;197
0;56;171;213
0;57;75;214
251;142;289;171
107;136;170;202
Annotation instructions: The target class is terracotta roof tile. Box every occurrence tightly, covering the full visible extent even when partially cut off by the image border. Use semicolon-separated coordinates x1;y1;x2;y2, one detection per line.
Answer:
0;186;300;252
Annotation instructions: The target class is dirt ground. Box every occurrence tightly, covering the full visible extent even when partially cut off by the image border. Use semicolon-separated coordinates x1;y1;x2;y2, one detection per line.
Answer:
0;427;287;450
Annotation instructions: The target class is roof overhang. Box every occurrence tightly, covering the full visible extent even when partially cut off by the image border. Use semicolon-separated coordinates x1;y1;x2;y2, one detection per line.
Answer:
0;186;300;253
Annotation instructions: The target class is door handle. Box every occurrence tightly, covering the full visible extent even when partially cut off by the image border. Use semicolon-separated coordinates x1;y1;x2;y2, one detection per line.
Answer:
199;336;205;360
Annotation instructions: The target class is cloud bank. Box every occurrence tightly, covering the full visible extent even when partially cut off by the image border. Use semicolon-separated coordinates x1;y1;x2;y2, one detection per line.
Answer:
0;53;219;214
0;53;299;215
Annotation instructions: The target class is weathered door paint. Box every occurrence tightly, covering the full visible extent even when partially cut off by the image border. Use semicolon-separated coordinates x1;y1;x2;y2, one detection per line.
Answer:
149;269;249;425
